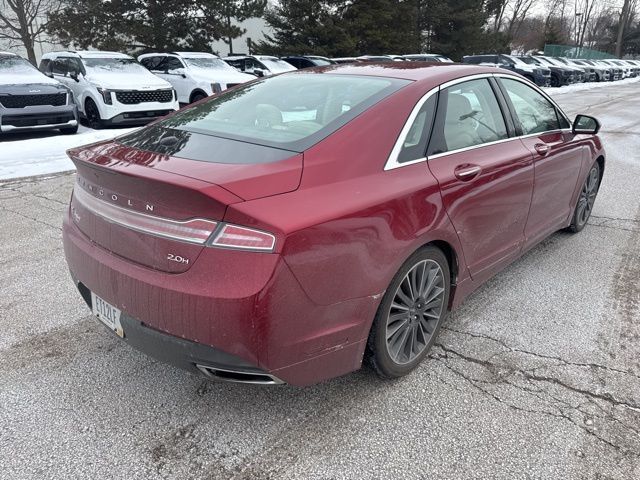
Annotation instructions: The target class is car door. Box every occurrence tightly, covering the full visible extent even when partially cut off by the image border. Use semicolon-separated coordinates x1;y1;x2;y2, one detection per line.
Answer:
157;56;191;103
426;77;534;282
496;76;583;248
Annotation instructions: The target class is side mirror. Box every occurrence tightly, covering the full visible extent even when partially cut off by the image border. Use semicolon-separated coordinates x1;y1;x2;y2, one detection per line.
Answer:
44;72;54;78
70;71;79;82
572;114;600;135
253;68;265;77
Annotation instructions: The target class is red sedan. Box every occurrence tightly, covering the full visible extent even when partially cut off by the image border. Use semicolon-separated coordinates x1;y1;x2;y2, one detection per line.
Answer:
63;63;604;386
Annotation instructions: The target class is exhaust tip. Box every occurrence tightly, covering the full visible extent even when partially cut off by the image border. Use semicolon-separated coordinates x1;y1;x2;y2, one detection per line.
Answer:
196;364;284;385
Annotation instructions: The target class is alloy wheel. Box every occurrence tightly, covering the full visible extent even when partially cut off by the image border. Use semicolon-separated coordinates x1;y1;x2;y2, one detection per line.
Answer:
575;165;600;227
385;259;445;365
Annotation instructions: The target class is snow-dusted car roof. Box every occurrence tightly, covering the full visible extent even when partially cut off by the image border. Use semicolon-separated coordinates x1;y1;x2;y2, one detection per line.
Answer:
174;52;218;58
42;50;132;60
0;51;17;56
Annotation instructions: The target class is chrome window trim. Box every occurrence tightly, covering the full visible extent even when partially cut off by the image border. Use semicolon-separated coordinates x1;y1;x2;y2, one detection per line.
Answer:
428;136;520;160
384;86;438;171
384;72;575;171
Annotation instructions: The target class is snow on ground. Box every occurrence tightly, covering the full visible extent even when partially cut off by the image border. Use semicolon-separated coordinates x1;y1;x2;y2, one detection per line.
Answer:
544;76;640;95
0;77;638;181
0;125;135;180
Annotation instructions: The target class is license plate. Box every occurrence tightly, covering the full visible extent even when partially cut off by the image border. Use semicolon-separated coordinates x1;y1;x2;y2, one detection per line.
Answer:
91;292;124;338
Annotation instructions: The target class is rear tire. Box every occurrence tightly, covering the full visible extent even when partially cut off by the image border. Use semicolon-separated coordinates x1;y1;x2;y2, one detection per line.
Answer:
568;161;601;233
367;246;450;379
59;124;78;135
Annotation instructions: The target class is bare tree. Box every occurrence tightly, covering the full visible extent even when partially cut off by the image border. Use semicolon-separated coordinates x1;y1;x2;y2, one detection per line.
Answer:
505;0;535;40
0;0;59;64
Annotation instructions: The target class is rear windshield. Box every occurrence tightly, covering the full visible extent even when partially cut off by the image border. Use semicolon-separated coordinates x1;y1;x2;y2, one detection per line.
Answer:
143;73;409;153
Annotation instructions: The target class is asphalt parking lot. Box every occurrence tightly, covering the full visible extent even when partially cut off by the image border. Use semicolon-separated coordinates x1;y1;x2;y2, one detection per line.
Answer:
1;82;639;480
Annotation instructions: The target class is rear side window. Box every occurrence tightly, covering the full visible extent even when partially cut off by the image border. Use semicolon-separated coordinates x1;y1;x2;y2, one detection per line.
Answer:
398;94;437;163
499;78;560;134
429;78;508;154
150;73;409;152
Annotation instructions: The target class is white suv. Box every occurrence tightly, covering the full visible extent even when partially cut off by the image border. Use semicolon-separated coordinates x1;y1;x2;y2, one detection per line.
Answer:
138;52;255;105
39;51;178;128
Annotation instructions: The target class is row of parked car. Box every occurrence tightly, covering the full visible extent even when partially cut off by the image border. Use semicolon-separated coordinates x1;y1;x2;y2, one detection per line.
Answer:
0;49;636;136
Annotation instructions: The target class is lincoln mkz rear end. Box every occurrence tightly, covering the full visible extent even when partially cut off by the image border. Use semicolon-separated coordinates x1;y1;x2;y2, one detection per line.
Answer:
63;68;429;386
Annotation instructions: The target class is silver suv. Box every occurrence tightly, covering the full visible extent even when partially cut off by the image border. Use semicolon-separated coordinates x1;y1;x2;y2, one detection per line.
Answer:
0;52;78;134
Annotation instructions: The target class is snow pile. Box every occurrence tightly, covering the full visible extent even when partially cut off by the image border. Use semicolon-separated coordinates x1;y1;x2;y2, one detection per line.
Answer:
0;126;135;180
544;76;640;95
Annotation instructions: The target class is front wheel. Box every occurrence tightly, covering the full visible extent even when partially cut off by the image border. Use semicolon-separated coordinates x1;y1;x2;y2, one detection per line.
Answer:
569;162;601;233
84;98;103;130
367;246;450;378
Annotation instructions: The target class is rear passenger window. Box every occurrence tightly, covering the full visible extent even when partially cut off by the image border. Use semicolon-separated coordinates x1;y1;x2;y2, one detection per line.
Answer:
398;94;437;163
428;79;508;154
500;78;560;134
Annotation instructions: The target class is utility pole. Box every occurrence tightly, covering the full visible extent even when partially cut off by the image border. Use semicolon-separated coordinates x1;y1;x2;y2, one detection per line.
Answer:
615;0;631;58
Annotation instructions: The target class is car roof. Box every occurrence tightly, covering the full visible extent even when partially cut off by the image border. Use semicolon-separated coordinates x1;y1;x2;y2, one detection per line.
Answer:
173;52;219;58
300;62;510;83
43;50;132;59
139;51;219;59
0;51;18;56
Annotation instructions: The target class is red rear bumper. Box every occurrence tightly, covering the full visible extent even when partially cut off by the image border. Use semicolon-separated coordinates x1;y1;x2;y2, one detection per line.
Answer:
63;209;377;386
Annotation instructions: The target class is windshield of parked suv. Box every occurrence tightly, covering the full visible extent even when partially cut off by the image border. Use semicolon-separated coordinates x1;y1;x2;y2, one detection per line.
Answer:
517;56;537;65
184;57;237;71
83;57;149;74
0;55;38;73
139;73;409;152
258;57;296;72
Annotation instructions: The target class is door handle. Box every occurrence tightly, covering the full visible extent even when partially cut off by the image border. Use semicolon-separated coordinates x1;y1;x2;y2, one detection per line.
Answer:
534;143;551;156
454;164;482;181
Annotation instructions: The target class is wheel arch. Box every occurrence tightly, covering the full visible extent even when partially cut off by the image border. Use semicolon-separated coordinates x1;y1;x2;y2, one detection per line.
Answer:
189;88;208;103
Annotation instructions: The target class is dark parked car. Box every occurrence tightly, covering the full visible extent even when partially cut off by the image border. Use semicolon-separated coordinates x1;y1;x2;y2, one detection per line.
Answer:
518;56;574;87
462;54;551;87
0;51;78;134
535;56;585;83
282;56;336;69
553;57;596;82
63;63;604;386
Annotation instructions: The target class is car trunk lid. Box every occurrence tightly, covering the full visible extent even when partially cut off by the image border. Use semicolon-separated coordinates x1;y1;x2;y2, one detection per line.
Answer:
68;140;301;273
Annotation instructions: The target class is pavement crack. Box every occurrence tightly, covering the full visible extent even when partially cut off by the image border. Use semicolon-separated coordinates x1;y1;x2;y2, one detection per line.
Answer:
0;205;62;231
432;345;640;458
442;326;640;380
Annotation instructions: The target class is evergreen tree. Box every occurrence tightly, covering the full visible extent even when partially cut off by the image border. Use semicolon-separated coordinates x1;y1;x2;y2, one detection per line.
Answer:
256;0;354;57
420;0;492;61
341;0;421;54
47;0;266;54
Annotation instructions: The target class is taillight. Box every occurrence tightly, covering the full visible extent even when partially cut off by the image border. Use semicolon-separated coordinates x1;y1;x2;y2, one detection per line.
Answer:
209;224;276;252
73;186;217;244
73;185;276;252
